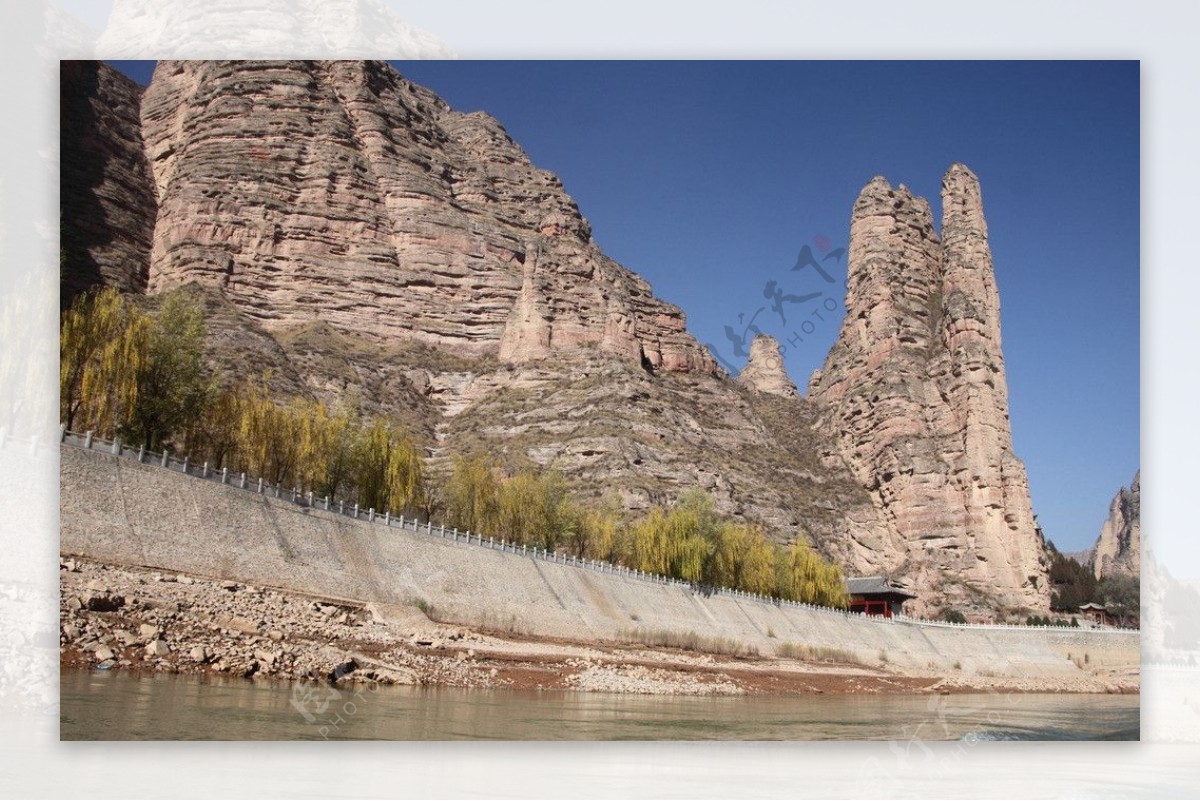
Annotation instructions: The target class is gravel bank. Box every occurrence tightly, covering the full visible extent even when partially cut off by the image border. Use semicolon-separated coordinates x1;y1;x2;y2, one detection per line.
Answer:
60;557;1138;696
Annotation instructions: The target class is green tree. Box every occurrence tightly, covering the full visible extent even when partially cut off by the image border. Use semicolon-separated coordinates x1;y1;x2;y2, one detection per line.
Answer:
182;385;242;470
1096;573;1140;626
940;609;968;624
121;289;211;450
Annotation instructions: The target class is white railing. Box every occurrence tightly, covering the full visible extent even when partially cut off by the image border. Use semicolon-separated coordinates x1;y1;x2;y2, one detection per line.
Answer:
60;426;1139;634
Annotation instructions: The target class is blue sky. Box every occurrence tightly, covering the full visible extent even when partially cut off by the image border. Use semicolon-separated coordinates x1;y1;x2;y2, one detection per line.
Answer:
106;60;1140;555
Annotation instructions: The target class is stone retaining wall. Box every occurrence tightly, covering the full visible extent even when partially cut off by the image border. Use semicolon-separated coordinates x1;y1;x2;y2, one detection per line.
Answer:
60;445;1138;678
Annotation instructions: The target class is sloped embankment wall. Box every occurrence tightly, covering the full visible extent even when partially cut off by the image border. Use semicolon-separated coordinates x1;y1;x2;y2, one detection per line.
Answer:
60;446;1138;678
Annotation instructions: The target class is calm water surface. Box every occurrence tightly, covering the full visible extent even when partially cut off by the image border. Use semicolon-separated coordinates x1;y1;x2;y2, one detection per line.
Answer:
60;670;1139;741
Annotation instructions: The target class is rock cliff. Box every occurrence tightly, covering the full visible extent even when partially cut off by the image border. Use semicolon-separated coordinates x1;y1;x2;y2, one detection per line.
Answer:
808;166;1049;612
60;61;157;305
139;60;715;375
1091;472;1140;579
737;335;798;397
60;61;1057;616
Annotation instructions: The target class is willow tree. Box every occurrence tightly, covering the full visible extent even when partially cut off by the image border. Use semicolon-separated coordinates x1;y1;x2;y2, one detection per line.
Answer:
121;289;211;450
444;454;501;534
571;496;622;561
737;526;777;596
60;287;149;435
494;470;575;550
182;385;242;470
298;398;358;499
626;506;671;575
708;521;776;594
235;380;303;486
353;417;425;516
775;540;849;608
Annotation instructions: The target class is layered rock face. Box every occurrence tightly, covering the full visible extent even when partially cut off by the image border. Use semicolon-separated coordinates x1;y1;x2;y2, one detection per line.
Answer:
808;166;1049;612
60;61;157;305
737;335;798;397
1091;472;1140;579
140;60;715;375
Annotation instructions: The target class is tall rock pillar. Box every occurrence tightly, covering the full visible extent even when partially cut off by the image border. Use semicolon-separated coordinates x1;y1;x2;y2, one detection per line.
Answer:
810;164;1049;615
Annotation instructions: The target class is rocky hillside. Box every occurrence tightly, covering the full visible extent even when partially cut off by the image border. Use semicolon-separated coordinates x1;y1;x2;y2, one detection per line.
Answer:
1090;471;1140;579
59;60;1053;616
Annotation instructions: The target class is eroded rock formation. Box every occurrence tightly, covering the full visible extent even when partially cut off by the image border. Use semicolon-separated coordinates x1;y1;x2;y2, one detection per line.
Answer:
1091;472;1140;579
737;335;798;397
808;165;1049;612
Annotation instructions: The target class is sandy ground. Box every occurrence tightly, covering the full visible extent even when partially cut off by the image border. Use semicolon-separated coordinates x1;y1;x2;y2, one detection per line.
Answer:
59;557;1138;696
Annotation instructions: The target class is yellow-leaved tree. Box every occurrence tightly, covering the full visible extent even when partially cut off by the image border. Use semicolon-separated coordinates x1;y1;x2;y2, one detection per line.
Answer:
353;416;426;516
444;453;501;535
60;287;150;436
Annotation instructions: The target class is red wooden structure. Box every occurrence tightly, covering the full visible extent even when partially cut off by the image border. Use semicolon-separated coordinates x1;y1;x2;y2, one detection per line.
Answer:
847;576;917;618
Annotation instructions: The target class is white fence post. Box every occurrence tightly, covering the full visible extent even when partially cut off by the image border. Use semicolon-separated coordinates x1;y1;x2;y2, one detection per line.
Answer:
258;477;264;494
222;467;228;484
84;431;93;449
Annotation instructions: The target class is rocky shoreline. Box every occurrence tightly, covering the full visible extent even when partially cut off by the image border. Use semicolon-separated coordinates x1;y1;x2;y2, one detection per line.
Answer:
60;557;1138;696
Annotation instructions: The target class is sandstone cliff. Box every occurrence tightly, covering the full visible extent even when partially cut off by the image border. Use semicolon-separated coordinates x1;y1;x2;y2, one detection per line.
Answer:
139;60;715;375
60;61;157;305
1091;471;1140;579
737;335;798;397
60;61;1056;616
807;166;1050;612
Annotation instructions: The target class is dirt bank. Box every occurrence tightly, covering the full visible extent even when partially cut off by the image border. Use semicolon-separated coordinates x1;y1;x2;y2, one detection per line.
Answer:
60;557;1138;696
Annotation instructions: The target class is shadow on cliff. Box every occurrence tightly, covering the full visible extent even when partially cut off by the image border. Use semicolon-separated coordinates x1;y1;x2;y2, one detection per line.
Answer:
59;61;133;309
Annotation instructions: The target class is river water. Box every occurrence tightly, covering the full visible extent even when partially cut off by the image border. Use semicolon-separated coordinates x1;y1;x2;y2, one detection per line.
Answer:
59;670;1138;741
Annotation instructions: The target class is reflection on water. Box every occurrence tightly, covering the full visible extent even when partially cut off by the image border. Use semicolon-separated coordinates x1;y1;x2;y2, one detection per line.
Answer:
60;670;1139;741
